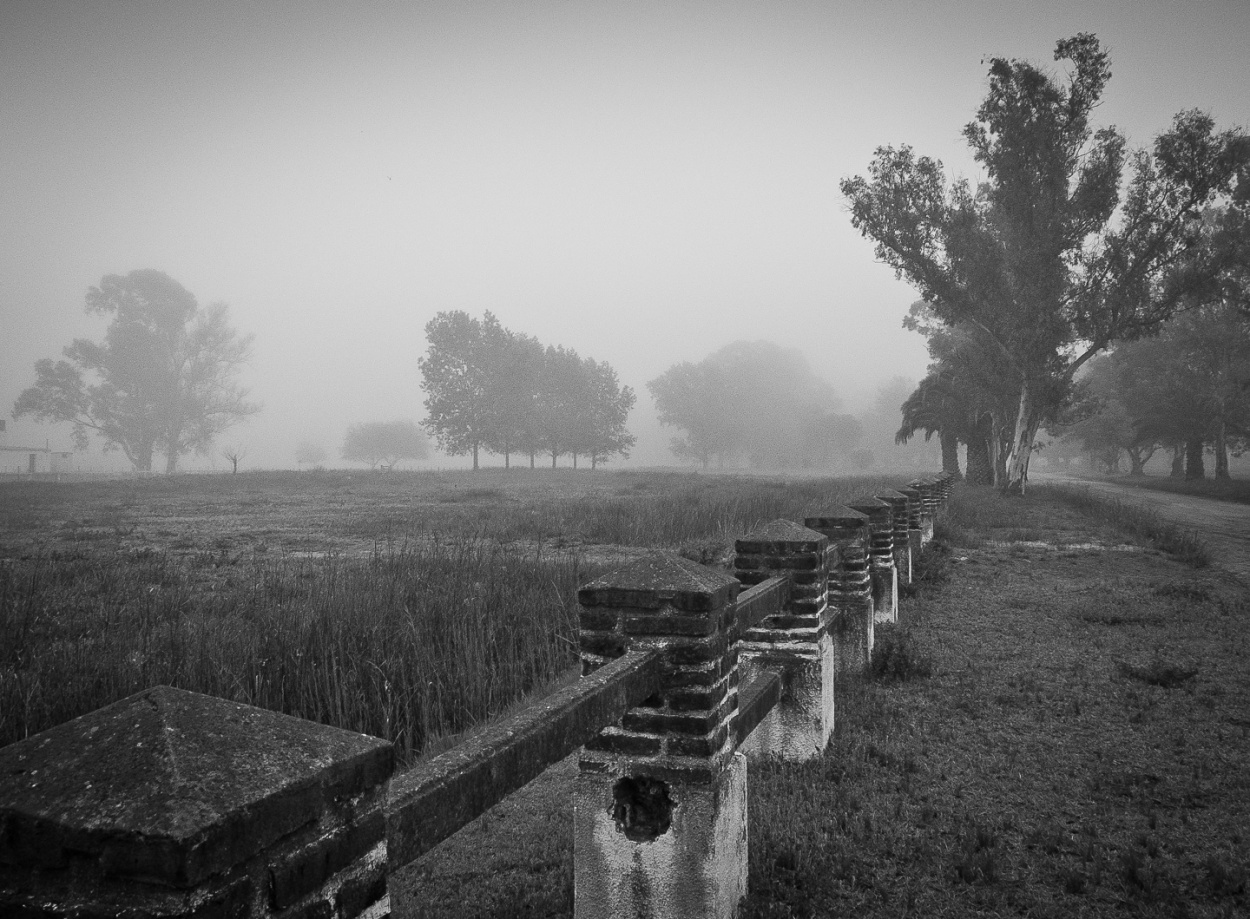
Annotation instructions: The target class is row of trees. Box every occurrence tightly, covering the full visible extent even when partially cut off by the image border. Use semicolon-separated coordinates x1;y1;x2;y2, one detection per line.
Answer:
648;340;869;470
844;33;1249;490
1050;290;1250;478
419;311;635;469
12;274;634;474
292;422;430;471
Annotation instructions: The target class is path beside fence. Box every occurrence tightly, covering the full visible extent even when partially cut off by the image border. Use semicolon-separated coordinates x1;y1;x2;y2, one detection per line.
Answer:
1037;473;1250;584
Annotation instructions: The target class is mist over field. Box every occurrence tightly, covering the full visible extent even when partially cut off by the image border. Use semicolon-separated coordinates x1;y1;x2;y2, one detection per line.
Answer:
3;1;1247;475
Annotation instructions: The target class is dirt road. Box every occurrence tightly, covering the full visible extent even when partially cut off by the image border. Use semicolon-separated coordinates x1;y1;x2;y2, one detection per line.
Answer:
1037;473;1250;586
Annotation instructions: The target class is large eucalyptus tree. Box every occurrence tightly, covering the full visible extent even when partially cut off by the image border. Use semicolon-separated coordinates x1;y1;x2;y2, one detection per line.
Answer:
842;34;1247;490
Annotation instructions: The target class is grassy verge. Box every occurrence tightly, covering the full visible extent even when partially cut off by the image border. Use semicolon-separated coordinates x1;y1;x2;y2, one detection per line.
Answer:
1043;484;1212;568
746;486;1247;918
1133;476;1250;507
405;485;1249;918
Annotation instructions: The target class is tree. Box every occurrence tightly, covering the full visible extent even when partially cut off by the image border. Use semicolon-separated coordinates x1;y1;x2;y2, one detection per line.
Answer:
220;445;247;475
896;373;968;480
13;270;258;473
419;311;497;470
579;358;637;469
482;327;544;468
342;421;429;470
532;345;585;468
1051;288;1250;480
648;360;737;468
857;374;943;475
295;441;328;469
419;310;636;470
842;34;1247;490
649;341;860;470
899;302;1020;485
1137;304;1250;478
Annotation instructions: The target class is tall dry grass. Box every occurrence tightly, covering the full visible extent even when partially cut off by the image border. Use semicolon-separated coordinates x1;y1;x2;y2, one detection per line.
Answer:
1;542;588;764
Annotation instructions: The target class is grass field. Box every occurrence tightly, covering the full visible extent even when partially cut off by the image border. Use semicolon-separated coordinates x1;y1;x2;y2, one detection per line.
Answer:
0;468;913;758
402;485;1249;918
6;472;1246;917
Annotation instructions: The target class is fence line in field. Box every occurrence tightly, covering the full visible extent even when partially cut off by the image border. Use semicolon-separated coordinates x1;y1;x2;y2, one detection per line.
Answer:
0;474;954;919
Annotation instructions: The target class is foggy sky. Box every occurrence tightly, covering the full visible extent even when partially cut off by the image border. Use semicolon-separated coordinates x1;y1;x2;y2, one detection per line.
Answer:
3;1;1249;470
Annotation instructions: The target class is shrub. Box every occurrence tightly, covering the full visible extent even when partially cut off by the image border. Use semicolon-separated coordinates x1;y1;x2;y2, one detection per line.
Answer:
870;624;932;682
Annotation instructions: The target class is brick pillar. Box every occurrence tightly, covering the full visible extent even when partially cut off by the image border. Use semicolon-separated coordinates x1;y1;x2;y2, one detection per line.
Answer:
805;508;874;679
575;553;746;919
846;497;898;624
875;489;914;586
0;686;393;919
899;485;925;569
908;477;937;544
732;519;834;760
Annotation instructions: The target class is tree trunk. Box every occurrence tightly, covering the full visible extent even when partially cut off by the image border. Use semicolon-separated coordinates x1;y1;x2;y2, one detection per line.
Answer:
1004;380;1040;493
1127;448;1148;476
573;453;578;470
551;449;558;469
1214;419;1230;479
939;431;962;480
591;454;597;470
1170;443;1184;478
472;443;479;471
529;450;535;469
136;442;154;473
165;451;178;475
1185;437;1206;479
504;450;510;469
965;421;994;486
989;416;1008;488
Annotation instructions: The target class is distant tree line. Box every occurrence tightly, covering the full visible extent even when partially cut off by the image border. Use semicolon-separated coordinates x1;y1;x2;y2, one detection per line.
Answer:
648;341;866;470
1048;249;1250;478
342;420;429;471
419;311;635;470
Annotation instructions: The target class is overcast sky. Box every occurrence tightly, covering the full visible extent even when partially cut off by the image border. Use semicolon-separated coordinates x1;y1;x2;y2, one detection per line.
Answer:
3;0;1249;470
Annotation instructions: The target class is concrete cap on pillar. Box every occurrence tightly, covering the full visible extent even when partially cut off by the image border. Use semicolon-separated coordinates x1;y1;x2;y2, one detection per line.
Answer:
0;685;394;887
804;506;869;530
845;496;893;523
735;519;827;555
578;552;740;612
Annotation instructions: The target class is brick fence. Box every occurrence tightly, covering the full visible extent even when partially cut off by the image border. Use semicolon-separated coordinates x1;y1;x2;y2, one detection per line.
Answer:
0;474;954;919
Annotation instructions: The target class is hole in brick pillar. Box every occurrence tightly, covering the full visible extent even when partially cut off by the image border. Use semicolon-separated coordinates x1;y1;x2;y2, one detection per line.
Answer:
611;776;673;842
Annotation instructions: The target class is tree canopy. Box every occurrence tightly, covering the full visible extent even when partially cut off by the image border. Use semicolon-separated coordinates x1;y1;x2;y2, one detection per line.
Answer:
13;270;257;473
842;33;1248;490
1051;295;1250;479
648;340;862;470
419;311;635;469
342;420;429;470
295;441;329;468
